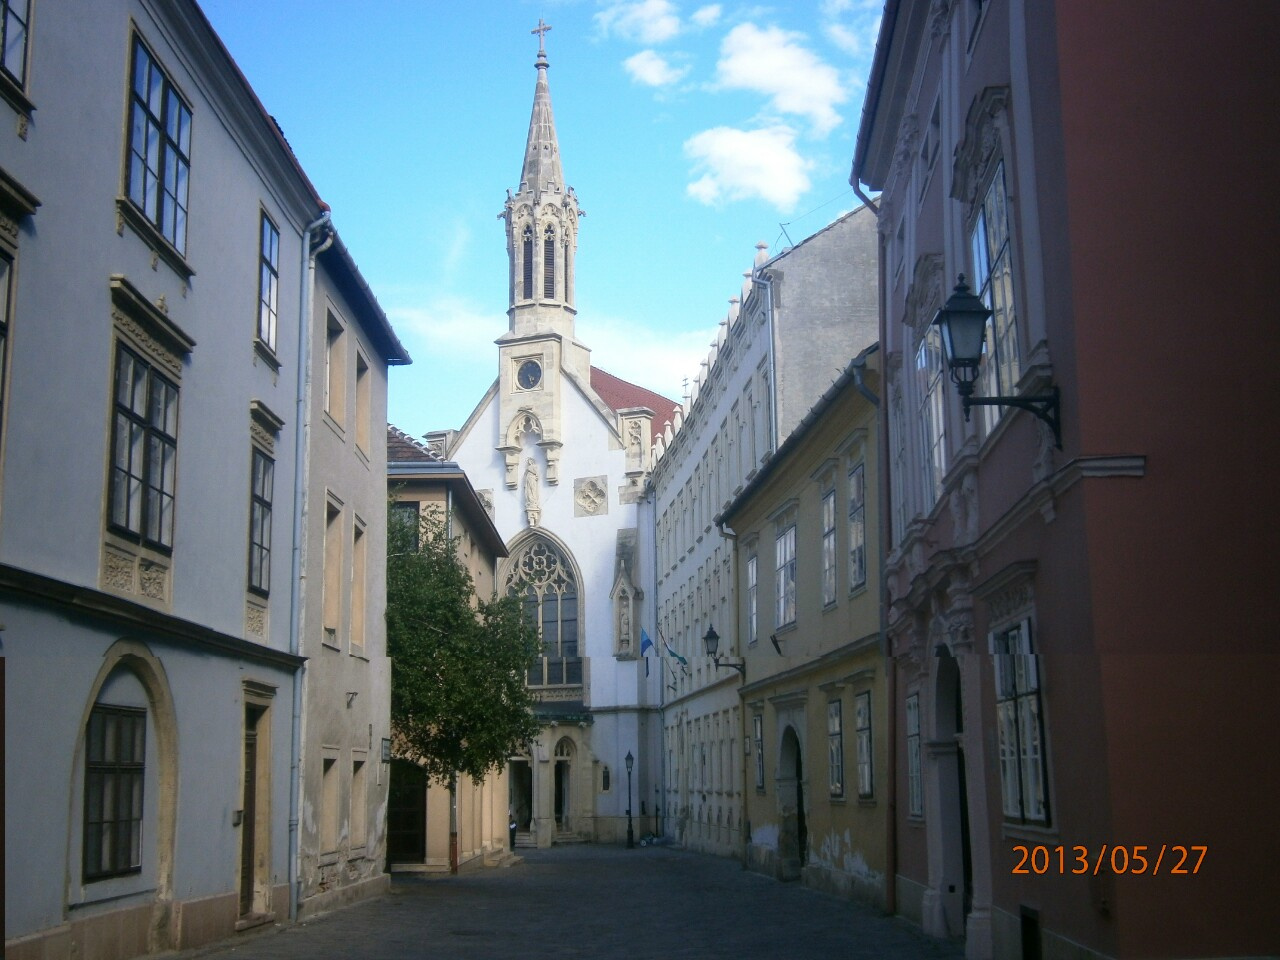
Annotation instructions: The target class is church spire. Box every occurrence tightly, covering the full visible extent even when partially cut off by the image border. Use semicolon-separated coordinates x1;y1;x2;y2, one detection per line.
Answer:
502;19;582;336
520;19;564;195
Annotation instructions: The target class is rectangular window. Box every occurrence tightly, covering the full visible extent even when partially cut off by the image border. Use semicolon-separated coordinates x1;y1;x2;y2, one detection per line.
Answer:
827;699;844;797
351;522;366;654
126;36;192;255
994;620;1049;823
971;162;1021;432
752;715;764;790
855;691;873;799
391;500;421;551
543;227;555;299
321;756;339;852
325;313;345;423
1;0;29;88
354;352;370;453
350;758;367;849
906;693;922;817
247;448;273;595
746;554;758;646
257;212;280;351
0;253;11;455
916;327;946;507
821;490;836;606
775;523;796;628
323;501;342;646
521;226;533;300
848;463;866;591
84;704;146;881
110;344;178;549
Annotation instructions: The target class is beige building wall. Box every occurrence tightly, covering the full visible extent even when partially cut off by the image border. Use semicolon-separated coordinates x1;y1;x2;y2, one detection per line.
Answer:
724;348;887;907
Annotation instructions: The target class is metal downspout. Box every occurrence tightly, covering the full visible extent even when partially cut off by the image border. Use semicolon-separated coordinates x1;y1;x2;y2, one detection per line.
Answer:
288;209;331;922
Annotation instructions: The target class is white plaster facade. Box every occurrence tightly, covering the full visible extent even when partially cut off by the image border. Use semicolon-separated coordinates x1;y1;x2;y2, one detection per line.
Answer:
649;208;879;857
0;3;406;957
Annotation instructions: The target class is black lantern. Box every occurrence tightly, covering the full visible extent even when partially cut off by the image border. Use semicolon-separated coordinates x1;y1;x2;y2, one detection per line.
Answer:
704;625;746;678
625;750;635;849
932;273;1062;448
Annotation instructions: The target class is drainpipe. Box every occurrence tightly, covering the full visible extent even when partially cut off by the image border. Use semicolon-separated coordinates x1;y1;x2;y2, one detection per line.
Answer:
288;208;332;922
852;179;881;217
647;480;666;840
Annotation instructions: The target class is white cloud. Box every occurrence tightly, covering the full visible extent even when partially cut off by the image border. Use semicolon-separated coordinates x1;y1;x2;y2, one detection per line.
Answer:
594;0;682;44
691;4;722;28
683;125;812;210
624;49;690;87
387;295;504;366
714;23;849;136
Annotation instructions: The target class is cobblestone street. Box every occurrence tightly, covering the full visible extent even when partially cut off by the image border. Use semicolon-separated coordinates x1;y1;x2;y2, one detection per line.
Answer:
181;846;963;960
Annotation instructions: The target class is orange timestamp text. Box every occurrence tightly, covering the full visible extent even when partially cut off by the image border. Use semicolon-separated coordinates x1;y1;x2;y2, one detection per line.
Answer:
1012;844;1207;876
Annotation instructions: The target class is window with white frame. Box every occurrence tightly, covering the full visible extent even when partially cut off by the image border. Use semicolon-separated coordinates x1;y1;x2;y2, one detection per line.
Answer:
906;693;922;816
257;211;279;351
83;703;146;881
752;714;764;790
110;344;178;550
827;699;844;797
916;326;947;507
970;162;1021;432
848;462;866;591
247;448;273;595
821;489;837;606
1;0;29;91
993;619;1049;823
125;35;192;256
746;554;758;646
774;519;796;628
855;691;873;798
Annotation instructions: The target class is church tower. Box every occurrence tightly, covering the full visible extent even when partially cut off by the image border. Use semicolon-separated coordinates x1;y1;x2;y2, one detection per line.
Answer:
496;21;589;489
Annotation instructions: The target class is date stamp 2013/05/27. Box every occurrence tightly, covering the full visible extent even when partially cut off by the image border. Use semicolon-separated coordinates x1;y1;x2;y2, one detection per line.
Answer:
1012;844;1206;876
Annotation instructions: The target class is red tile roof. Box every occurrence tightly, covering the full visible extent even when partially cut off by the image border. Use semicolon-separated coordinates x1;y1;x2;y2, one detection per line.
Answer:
590;367;680;445
387;424;440;463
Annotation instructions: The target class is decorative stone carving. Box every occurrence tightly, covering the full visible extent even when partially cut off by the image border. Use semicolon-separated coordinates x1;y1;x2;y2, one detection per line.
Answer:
0;212;17;242
951;86;1011;212
139;560;167;601
103;548;135;592
245;602;266;637
947;469;979;543
987;579;1034;624
478;489;495;519
905;254;945;340
573;476;607;517
929;0;953;37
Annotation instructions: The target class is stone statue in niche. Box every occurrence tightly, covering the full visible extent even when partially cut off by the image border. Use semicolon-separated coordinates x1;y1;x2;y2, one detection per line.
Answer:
618;591;632;650
524;458;541;527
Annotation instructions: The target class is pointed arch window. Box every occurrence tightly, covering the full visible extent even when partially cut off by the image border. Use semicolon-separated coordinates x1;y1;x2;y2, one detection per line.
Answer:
522;225;534;300
543;225;556;299
505;536;580;687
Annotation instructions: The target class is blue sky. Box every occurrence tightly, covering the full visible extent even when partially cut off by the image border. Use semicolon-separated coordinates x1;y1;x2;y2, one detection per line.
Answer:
198;0;882;440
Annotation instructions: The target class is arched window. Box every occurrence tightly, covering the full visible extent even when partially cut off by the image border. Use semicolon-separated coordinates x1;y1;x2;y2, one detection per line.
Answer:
522;225;534;300
505;536;580;687
84;668;149;881
543;225;556;299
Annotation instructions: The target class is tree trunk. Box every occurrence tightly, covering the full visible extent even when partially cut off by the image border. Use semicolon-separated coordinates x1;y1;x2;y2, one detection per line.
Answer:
449;771;459;875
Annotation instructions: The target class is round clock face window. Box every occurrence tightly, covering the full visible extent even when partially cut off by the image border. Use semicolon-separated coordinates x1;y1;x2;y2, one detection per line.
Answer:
517;360;543;389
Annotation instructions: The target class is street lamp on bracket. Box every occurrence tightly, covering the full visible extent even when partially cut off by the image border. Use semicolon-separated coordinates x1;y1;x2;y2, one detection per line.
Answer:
703;626;745;679
933;274;1062;449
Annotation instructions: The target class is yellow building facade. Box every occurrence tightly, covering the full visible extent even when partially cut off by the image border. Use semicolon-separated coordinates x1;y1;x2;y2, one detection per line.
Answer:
722;347;888;906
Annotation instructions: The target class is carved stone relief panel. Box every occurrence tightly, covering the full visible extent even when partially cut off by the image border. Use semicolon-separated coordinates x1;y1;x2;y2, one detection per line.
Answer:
573;476;608;517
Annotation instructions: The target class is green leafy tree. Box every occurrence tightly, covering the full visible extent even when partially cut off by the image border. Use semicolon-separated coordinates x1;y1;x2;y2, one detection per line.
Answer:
386;504;540;865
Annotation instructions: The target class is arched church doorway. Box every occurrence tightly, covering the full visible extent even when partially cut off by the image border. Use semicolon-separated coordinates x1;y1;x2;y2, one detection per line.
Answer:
554;737;574;831
935;647;973;929
777;725;808;880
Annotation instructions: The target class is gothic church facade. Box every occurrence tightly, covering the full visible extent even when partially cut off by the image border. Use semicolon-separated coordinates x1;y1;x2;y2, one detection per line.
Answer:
426;28;676;847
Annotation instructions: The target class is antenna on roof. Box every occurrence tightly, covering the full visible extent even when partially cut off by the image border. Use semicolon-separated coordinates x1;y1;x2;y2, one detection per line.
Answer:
779;222;795;247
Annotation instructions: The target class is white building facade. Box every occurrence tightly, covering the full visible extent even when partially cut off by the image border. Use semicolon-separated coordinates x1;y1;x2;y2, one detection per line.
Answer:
1;3;405;956
425;31;676;847
650;208;879;856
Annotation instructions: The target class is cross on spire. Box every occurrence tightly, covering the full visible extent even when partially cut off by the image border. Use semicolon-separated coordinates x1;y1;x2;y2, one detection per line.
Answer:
531;18;551;57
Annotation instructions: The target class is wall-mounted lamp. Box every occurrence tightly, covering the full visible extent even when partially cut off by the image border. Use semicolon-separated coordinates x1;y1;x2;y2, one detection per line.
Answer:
933;275;1061;449
703;626;746;679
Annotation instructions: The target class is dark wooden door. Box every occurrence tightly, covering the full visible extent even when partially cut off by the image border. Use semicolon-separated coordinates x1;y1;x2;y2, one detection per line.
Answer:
387;760;427;863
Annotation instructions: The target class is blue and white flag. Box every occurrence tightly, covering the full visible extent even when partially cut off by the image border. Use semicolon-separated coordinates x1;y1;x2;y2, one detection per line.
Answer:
640;628;655;656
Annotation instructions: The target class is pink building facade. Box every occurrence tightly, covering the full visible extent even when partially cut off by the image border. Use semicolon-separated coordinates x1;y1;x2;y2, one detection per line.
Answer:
853;1;1275;957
